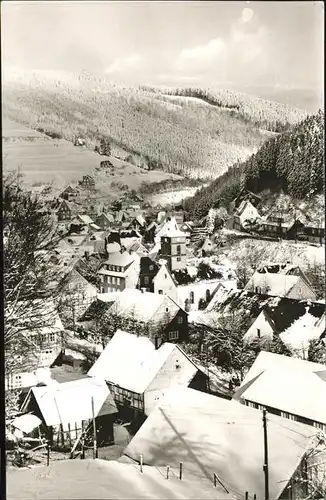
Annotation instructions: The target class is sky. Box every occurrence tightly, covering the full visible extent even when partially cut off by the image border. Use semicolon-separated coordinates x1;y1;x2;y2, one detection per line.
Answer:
1;1;324;109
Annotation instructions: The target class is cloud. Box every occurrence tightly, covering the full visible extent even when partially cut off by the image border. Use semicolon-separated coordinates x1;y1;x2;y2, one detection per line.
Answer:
180;38;226;61
172;6;270;85
240;7;254;24
105;54;142;74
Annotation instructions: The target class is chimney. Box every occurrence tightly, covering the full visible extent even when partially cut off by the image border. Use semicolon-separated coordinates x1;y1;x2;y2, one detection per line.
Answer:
154;336;159;350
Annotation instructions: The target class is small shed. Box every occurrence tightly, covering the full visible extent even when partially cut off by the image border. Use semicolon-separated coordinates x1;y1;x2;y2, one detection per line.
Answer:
21;377;118;447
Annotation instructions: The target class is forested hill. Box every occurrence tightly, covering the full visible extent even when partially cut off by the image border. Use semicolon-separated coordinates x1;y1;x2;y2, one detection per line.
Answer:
184;110;325;218
2;69;308;180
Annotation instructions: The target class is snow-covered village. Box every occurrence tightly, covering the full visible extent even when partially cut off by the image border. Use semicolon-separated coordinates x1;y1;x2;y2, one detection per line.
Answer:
2;2;326;500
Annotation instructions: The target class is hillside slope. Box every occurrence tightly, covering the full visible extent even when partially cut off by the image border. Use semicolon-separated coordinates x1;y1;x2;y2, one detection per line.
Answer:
2;69;308;180
184;111;325;218
2;117;182;194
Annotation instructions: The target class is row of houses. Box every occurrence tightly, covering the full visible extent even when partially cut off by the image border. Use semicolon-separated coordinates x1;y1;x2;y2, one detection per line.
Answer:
8;342;326;499
229;188;325;244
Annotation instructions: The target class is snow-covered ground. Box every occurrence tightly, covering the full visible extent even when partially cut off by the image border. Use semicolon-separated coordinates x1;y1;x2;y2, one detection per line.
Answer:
148;185;206;206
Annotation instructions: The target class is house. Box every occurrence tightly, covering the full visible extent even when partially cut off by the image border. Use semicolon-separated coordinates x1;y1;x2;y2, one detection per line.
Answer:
198;237;214;257
203;289;324;335
229;188;262;212
279;309;326;358
138;256;160;291
20;377;117;447
71;214;94;227
126;213;147;233
59;185;79;201
256;262;312;284
98;288;188;343
98;250;140;293
166;210;185;225
5;300;64;391
233;351;326;432
304;218;325;244
88;330;208;420
6;458;230;500
79;175;95;188
56;200;78;221
232;200;261;231
143;220;157;243
245;271;317;301
96;212;115;230
176;280;234;313
125;387;318;500
152;261;179;302
180;221;194;244
61;268;98;320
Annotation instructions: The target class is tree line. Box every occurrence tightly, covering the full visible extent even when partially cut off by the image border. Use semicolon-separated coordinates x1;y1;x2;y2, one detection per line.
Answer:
184;110;324;219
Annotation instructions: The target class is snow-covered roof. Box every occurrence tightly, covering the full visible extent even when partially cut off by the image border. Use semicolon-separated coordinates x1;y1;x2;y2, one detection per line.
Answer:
125;387;316;500
156;217;186;238
88;330;178;393
280;309;324;354
103;250;138;268
245;272;302;297
106;242;121;253
234;351;326;424
107;289;174;323
12;414;42;434
27;377;117;429
77;214;94;225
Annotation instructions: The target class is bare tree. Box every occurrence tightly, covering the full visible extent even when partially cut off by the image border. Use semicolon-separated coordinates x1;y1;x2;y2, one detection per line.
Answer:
4;172;69;408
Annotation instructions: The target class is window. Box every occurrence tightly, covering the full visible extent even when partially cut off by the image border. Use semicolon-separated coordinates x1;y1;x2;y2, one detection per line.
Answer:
165;307;169;312
116;277;120;285
313;422;326;431
158;290;163;295
149;265;154;271
298;287;302;294
257;329;261;338
177;257;181;262
49;333;56;342
190;291;194;304
151;392;161;403
205;289;211;302
112;277;116;285
15;375;22;388
144;276;149;285
281;411;297;421
169;331;179;340
177;316;183;324
255;287;261;293
164;274;167;279
101;287;105;293
176;245;181;255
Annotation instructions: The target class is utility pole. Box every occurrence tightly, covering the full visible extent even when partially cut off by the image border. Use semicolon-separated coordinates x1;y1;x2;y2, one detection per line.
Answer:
263;409;269;500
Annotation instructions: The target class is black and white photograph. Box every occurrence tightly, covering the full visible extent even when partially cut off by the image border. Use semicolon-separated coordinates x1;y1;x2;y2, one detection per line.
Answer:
1;1;325;499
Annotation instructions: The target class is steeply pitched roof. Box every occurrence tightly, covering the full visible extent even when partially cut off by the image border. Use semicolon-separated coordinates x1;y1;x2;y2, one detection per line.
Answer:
245;272;306;298
26;377;117;429
88;330;197;395
156;217;186;238
77;214;94;225
279;309;325;354
103;250;138;268
205;289;325;333
107;289;176;323
234;351;326;424
124;387;315;500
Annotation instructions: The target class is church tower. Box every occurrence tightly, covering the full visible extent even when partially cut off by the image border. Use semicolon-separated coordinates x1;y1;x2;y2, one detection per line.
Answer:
159;218;187;272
